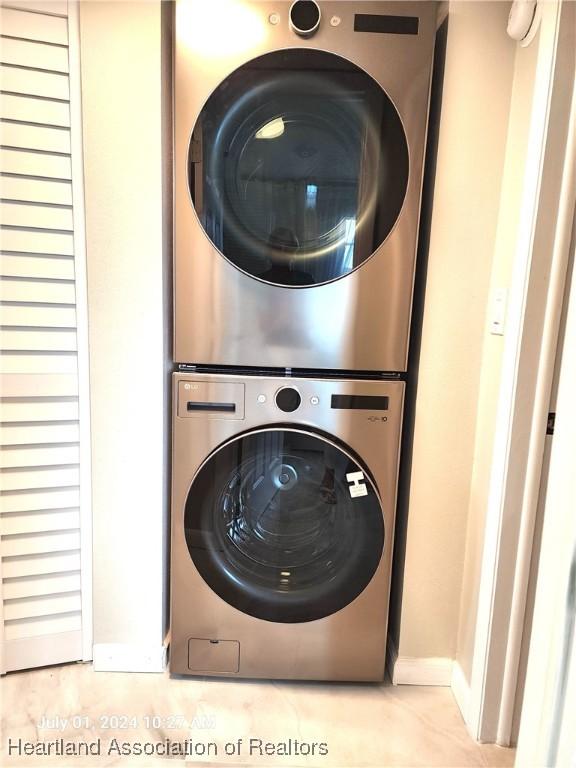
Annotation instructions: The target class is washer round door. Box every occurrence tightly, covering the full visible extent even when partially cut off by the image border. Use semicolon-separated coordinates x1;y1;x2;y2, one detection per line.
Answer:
184;428;385;623
188;48;409;287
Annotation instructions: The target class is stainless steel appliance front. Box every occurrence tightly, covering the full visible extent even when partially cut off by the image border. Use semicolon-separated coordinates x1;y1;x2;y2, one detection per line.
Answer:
170;372;405;680
174;1;437;371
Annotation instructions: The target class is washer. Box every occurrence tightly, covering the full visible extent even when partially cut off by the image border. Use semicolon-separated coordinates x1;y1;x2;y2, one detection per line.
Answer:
174;1;437;372
170;372;404;680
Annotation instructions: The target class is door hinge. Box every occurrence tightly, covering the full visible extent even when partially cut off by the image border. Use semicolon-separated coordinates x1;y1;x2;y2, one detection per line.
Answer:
547;412;556;435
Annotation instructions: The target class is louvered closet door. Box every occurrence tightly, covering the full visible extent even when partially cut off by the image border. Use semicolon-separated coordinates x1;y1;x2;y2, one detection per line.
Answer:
0;0;92;672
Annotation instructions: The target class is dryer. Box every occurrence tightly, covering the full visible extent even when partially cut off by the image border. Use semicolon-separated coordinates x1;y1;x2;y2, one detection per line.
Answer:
174;0;437;372
170;371;404;680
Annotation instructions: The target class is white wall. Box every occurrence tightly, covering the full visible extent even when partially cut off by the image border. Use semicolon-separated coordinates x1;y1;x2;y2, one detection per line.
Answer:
79;1;169;671
455;28;540;687
395;1;516;664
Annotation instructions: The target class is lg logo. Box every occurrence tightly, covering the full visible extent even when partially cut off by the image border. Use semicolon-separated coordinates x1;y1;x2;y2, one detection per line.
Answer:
346;471;368;499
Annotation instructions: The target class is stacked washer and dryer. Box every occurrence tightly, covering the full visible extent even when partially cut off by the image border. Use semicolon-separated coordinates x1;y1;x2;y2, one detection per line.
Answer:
170;0;436;681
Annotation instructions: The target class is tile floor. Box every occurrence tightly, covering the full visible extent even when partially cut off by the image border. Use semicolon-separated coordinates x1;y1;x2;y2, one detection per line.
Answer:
1;663;515;768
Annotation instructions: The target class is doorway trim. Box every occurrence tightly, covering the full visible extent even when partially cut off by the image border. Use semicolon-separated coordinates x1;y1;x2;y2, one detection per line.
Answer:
465;0;576;745
515;201;576;768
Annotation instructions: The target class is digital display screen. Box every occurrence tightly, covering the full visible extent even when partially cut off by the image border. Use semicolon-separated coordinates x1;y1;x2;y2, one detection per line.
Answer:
354;14;419;36
331;395;389;411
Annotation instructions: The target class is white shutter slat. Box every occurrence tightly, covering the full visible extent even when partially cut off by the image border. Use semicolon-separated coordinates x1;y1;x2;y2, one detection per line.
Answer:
0;487;79;513
1;424;79;450
0;445;80;468
0;123;71;154
0;373;77;397
0;64;69;100
2;550;80;578
0;423;79;446
0;176;72;205
4;613;81;641
0;38;69;73
0;353;77;374
1;530;80;556
4;592;81;621
0;8;68;45
1;202;73;230
0;399;79;422
0;465;80;491
1;2;68;17
1;509;80;535
0;148;71;179
2;572;80;601
0;304;76;327
0;94;70;127
0;279;75;302
1;254;75;280
0;230;74;256
1;329;77;351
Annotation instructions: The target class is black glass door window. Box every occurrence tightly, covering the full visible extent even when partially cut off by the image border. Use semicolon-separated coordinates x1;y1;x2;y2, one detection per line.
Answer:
184;428;384;623
189;49;409;287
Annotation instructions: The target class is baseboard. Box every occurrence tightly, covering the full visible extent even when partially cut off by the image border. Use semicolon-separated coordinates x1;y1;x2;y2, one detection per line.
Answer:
93;643;167;673
392;652;453;686
3;630;83;674
451;660;471;724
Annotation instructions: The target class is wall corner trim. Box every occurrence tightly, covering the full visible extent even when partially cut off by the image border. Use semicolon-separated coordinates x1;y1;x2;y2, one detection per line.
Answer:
392;653;454;686
451;661;472;727
93;643;167;673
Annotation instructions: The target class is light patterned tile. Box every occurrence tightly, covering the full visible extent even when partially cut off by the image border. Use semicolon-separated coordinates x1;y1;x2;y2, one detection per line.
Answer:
0;664;516;768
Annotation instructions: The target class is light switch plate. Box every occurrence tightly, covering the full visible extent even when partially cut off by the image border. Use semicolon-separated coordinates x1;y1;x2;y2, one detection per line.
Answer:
490;288;507;335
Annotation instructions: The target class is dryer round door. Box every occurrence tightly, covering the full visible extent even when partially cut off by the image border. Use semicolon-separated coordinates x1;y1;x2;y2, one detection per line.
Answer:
188;48;409;288
184;427;385;623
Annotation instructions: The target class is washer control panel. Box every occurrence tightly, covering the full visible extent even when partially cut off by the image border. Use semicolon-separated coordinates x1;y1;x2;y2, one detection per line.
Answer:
175;374;401;427
248;377;394;422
